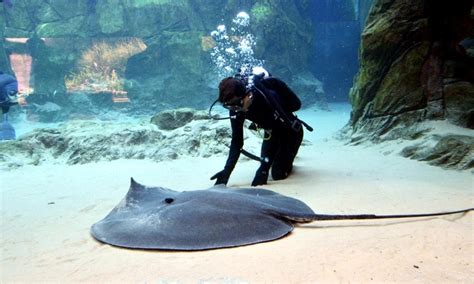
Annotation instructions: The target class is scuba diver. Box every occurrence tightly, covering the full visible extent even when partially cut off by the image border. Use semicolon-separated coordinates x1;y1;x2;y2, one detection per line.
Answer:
0;71;19;140
210;68;312;186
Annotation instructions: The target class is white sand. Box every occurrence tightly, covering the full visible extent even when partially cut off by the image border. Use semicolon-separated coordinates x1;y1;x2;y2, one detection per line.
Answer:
1;103;473;283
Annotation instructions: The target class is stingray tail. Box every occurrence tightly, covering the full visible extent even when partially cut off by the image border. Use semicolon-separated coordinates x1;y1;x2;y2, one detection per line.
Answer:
311;207;474;221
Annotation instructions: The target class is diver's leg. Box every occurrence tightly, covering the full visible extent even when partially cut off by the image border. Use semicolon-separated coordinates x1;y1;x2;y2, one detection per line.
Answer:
252;130;280;185
271;128;303;180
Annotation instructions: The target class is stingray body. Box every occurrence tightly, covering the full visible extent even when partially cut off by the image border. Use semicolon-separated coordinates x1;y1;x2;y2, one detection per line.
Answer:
91;179;473;250
91;179;315;250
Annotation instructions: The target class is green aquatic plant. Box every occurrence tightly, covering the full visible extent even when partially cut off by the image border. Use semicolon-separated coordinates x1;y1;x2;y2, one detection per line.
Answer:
250;2;273;22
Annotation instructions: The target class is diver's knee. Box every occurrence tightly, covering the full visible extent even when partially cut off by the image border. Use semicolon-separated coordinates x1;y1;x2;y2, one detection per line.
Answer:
271;169;289;180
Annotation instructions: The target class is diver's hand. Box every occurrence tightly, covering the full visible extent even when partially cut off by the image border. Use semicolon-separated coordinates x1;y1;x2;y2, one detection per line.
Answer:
251;170;268;186
210;169;231;185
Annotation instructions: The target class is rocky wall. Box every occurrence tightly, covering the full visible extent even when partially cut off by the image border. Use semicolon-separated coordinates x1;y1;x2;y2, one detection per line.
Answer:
1;0;324;115
0;2;11;72
347;0;474;169
0;108;264;169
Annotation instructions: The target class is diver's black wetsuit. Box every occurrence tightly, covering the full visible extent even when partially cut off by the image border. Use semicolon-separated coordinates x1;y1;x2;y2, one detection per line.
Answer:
224;77;304;185
0;72;18;113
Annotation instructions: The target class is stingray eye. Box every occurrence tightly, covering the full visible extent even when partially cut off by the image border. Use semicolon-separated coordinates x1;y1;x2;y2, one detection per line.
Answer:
164;198;174;204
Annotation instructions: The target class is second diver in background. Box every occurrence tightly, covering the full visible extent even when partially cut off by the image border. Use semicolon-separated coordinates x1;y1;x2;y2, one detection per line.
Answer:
0;71;19;140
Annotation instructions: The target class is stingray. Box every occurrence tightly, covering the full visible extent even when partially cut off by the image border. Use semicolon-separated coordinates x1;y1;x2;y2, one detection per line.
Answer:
91;178;473;250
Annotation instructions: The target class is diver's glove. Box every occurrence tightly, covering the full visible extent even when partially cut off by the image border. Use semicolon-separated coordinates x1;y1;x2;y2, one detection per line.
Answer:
251;169;268;186
210;168;232;185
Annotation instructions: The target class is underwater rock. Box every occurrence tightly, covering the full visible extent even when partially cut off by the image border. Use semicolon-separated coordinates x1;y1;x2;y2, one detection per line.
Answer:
343;118;474;170
25;37;72;95
249;1;313;77
346;108;427;144
349;0;427;123
350;0;472;126
371;43;429;116
444;81;474;129
96;0;125;34
401;135;474;170
0;115;232;169
346;0;473;169
150;108;208;130
30;102;64;122
291;72;328;110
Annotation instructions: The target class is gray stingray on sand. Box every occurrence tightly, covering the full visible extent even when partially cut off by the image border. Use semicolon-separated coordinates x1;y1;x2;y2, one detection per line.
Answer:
91;178;473;251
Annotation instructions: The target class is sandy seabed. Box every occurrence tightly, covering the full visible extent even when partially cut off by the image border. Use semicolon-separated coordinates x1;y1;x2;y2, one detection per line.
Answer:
1;103;473;283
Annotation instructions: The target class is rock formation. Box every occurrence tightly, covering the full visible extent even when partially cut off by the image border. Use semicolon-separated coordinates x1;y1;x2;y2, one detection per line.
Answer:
347;0;473;169
0;109;239;168
1;0;326;114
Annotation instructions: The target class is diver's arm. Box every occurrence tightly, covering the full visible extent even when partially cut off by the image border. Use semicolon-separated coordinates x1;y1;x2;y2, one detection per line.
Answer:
210;111;244;185
224;111;245;171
